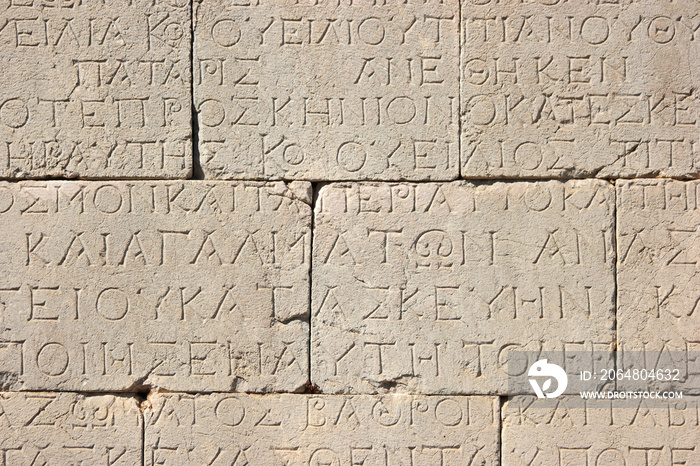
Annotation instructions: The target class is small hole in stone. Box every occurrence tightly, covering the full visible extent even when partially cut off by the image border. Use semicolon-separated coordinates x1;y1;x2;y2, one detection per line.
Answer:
303;381;322;394
135;386;151;403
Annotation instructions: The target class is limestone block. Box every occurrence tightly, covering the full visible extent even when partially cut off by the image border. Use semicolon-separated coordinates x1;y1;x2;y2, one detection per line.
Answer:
194;0;459;180
617;180;700;389
503;395;700;465
145;393;499;465
0;181;311;392
461;0;700;178
0;392;141;464
312;181;615;394
0;0;192;178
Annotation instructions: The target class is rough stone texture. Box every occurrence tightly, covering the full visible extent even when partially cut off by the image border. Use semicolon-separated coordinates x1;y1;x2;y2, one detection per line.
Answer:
312;181;615;394
194;0;459;180
503;395;700;464
0;0;695;460
0;392;142;464
461;0;700;179
145;392;499;465
0;181;311;392
0;0;192;179
617;180;700;390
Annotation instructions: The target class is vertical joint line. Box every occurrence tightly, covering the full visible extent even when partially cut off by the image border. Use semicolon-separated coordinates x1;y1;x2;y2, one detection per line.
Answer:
612;180;619;394
457;0;463;180
499;395;506;466
141;399;146;466
190;2;203;179
307;182;319;388
613;180;619;354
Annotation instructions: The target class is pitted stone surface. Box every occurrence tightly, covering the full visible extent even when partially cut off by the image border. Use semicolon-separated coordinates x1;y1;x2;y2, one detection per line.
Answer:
461;0;700;179
503;395;700;465
0;181;311;392
194;0;459;180
617;180;700;390
312;181;615;394
145;393;499;465
0;0;192;179
0;392;142;464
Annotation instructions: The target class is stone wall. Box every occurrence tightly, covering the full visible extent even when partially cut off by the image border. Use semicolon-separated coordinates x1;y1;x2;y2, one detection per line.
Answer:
0;0;698;464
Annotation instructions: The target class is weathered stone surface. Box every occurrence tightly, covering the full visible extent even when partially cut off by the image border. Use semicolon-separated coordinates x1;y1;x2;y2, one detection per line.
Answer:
503;395;700;464
617;180;700;385
0;181;311;392
194;0;459;180
0;0;192;179
0;392;141;464
461;0;700;179
145;393;499;465
312;181;615;394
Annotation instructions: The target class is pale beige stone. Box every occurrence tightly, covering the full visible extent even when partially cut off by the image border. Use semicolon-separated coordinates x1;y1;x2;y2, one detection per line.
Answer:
145;393;499;465
617;179;700;391
0;392;141;464
0;181;311;392
503;395;700;465
461;0;700;178
312;181;615;394
194;0;459;180
0;0;192;178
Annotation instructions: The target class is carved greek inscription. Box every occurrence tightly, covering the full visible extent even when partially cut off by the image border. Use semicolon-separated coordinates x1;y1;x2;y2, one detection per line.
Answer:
0;0;191;178
503;395;700;465
0;181;311;392
461;2;700;178
145;393;499;465
0;392;141;464
312;181;615;394
617;180;700;356
194;0;459;180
